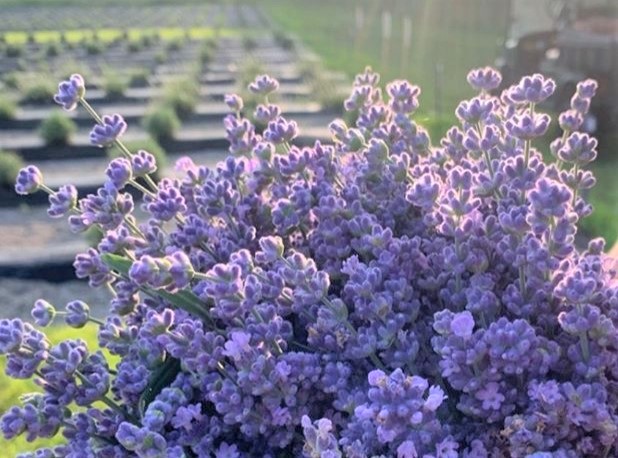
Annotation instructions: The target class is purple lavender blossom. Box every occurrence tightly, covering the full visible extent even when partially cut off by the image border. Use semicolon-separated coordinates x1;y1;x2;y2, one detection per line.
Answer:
505;113;550;140
15;165;43;195
47;184;77;218
263;117;298;144
386;80;420;114
89;114;127;147
131;150;157;177
466;66;502;92
248;74;280;96
64;300;90;328
53;74;85;111
105;157;132;189
5;67;617;457
224;93;244;112
31;300;56;327
507;73;556;104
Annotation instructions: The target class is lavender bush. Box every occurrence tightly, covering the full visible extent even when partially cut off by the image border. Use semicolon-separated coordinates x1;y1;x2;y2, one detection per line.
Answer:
1;65;617;457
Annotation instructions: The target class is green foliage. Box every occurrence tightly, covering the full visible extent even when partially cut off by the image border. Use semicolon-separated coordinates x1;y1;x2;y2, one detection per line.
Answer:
0;150;24;189
198;39;216;65
161;79;199;120
83;225;105;248
127;39;142;53
5;43;22;57
273;30;295;50
242;35;257;51
44;42;60;57
0;95;17;120
103;74;127;100
21;81;55;105
39;113;77;146
83;39;103;55
142;105;181;143
166;38;184;52
128;69;150;88
2;72;20;90
109;138;167;180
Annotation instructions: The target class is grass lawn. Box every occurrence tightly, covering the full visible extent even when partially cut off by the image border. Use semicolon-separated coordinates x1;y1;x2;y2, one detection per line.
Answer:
0;324;104;455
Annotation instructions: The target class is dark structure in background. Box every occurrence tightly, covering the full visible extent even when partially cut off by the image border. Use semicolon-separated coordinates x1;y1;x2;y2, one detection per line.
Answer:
498;0;617;132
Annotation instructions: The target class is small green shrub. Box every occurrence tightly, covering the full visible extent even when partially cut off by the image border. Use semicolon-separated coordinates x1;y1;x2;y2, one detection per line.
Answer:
242;36;257;51
83;40;103;55
103;75;127;100
127;39;142;53
108;138;167;180
39;113;77;146
21;82;55;105
45;42;60;57
2;72;21;90
162;79;199;120
142;105;181;143
0;95;17;120
166;39;184;52
199;44;214;65
128;69;150;88
0;150;24;189
154;50;167;64
273;30;294;50
5;43;23;58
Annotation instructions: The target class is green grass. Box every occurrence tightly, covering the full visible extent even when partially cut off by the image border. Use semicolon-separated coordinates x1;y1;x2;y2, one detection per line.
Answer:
3;27;238;45
262;0;506;118
0;324;102;455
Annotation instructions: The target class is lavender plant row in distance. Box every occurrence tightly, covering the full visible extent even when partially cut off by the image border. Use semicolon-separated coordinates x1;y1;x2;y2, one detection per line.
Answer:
2;63;617;457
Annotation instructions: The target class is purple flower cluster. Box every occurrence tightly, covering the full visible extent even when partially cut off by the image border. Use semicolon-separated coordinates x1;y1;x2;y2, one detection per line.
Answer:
3;67;617;457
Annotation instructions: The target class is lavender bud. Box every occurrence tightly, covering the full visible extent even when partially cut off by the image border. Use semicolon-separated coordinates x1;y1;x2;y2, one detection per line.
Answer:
64;300;90;328
557;132;597;166
508;73;556;104
104;157;132;190
576;79;598;99
466;66;502;92
263;117;298;144
450;311;475;338
167;251;195;289
129;150;157;177
253;141;275;162
89;114;127;147
224;93;244;112
53;74;85;111
0;318;24;354
15;166;43;195
248;74;280;96
257;236;284;262
47;184;77;218
505;113;550;140
254;104;281;124
31;300;56;327
558;109;584;132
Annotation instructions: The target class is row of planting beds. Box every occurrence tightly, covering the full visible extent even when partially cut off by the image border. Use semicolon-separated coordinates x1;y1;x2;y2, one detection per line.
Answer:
0;26;349;282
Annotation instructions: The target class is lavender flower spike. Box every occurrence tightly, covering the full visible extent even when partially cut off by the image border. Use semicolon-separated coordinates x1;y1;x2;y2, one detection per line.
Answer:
248;74;280;96
31;300;56;327
48;184;77;218
15;165;43;195
53;74;85;111
224;93;243;112
466;66;502;92
89;114;127;147
64;300;90;328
